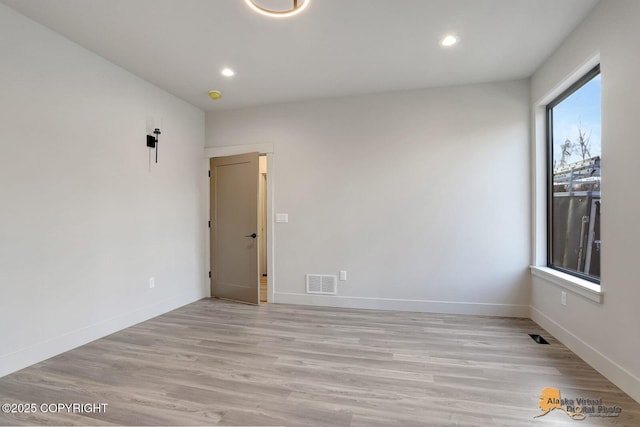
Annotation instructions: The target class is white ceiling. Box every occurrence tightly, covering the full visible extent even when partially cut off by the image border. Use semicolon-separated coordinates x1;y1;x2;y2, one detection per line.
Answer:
2;0;599;111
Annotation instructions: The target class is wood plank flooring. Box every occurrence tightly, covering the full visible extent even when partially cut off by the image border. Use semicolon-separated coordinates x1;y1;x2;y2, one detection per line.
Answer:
260;276;268;303
0;299;638;426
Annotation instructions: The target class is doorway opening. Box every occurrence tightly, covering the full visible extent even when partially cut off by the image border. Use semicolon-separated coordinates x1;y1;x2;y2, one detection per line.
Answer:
258;154;268;303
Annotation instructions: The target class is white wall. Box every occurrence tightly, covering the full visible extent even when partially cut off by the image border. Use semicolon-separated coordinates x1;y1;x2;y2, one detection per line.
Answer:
206;81;531;316
530;0;640;403
0;4;208;377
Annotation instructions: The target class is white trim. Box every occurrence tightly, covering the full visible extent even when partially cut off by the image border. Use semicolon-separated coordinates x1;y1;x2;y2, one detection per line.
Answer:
266;153;275;303
204;143;274;158
0;292;205;378
530;105;548;266
534;52;600;106
531;306;640;404
274;292;529;317
530;266;602;303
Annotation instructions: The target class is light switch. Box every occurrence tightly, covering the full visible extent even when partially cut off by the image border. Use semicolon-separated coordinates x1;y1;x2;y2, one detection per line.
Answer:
276;213;289;223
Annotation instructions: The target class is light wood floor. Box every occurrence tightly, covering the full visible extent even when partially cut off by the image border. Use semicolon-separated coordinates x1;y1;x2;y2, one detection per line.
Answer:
0;299;638;426
260;276;267;303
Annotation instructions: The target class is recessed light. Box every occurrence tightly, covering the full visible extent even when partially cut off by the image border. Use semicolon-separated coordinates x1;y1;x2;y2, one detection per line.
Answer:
440;35;458;47
209;90;222;100
221;68;235;77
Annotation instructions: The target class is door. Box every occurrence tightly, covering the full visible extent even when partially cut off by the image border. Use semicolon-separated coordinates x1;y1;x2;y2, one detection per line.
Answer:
210;152;260;304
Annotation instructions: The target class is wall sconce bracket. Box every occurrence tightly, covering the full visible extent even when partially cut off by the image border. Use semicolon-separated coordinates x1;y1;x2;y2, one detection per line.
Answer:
146;128;161;163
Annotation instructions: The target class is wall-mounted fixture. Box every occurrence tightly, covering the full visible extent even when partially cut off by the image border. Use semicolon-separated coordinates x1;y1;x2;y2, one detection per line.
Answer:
245;0;310;18
146;127;161;163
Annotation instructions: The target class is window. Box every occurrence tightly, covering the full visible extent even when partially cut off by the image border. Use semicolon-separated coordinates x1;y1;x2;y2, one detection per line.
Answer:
546;65;601;283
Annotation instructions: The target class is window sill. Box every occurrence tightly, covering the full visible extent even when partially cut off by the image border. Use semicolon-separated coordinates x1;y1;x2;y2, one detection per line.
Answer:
530;266;603;304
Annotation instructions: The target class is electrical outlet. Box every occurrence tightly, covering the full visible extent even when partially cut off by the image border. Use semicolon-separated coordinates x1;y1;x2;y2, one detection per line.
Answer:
149;277;155;289
339;270;347;281
561;291;566;306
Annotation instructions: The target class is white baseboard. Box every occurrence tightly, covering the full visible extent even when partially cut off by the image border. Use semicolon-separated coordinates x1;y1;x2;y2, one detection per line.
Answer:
274;292;529;317
531;306;640;404
0;292;206;379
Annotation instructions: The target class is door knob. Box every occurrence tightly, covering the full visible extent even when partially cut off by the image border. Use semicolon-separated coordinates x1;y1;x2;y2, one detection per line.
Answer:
245;233;257;239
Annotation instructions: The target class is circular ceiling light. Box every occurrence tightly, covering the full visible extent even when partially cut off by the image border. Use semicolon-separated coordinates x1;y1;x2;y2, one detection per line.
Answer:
221;68;236;77
245;0;310;18
209;90;222;100
440;34;459;47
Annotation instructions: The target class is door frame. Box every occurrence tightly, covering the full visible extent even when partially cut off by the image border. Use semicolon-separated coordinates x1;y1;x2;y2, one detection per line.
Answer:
205;143;275;303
